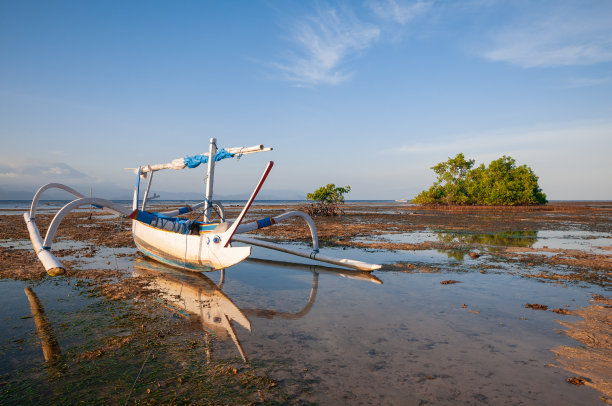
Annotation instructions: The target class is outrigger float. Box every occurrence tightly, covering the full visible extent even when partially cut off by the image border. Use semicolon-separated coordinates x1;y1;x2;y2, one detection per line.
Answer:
24;138;381;275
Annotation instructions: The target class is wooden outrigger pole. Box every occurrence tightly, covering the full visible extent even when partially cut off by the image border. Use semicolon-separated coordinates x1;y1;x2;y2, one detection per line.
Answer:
24;138;382;275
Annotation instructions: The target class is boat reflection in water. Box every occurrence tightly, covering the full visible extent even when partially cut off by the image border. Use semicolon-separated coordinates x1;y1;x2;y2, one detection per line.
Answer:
133;257;381;362
24;286;62;362
241;258;381;320
133;258;251;361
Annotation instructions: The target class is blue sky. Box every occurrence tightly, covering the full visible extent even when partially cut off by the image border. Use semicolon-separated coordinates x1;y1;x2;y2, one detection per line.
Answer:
1;0;611;200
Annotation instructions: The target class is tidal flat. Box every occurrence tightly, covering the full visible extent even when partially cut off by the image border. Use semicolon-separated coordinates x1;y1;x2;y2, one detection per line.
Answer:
0;201;610;405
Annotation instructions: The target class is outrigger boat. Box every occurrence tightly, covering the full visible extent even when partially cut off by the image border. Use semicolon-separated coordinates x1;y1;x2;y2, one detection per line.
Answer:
24;138;381;275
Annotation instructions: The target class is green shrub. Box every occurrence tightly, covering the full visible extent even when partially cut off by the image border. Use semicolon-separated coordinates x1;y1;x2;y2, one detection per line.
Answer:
413;154;547;206
304;184;351;216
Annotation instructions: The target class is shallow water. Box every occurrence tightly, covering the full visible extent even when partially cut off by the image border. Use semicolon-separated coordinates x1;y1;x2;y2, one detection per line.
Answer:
362;229;612;255
0;279;112;379
3;199;611;402
1;239;608;404
533;230;612;253
218;262;601;405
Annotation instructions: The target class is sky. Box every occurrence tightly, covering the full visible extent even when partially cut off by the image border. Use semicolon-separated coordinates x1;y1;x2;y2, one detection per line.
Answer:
1;0;611;200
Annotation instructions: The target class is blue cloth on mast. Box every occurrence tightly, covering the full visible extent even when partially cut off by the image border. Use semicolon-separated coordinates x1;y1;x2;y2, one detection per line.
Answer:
213;148;235;161
183;148;235;168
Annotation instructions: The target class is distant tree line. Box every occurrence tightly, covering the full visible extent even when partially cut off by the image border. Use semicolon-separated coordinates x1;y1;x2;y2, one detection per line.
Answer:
413;153;547;206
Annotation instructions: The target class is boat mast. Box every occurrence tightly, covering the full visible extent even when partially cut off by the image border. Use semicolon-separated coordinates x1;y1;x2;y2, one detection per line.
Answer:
132;167;141;210
204;137;217;222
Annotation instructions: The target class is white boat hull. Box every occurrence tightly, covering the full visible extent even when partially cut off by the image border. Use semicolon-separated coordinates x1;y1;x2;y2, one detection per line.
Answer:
132;220;251;271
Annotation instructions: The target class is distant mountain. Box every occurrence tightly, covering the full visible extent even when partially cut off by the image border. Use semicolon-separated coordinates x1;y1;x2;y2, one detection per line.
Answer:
0;187;37;200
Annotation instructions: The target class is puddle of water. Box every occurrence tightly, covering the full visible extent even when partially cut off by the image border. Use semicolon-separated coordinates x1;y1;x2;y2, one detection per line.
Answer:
0;240;31;249
534;230;612;253
357;231;439;245
1;238;137;272
1;238;90;251
437;230;538;248
240;241;459;267
358;230;539;249
143;258;606;404
367;229;612;256
0;210;29;216
0;254;607;404
0;279;107;376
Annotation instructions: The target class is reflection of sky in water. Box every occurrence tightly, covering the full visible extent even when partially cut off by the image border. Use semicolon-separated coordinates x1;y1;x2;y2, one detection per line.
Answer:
533;230;612;253
243;242;455;266
1;239;136;271
359;230;539;248
360;229;612;256
0;279;102;375
208;262;605;404
355;231;438;245
436;230;538;248
355;231;539;261
0;251;608;404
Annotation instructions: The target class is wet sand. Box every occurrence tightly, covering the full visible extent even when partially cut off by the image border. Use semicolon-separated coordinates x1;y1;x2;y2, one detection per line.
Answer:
0;201;611;404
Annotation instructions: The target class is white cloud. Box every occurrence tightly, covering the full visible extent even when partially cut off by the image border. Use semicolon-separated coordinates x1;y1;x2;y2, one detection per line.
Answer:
482;3;612;67
275;7;380;86
367;0;433;24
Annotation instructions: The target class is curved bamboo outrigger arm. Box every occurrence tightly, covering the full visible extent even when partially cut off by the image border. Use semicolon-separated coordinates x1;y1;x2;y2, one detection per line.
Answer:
233;234;380;271
29;183;83;219
233;209;380;271
232;211;381;272
42;197;133;248
28;183;125;219
236;210;319;252
24;184;135;275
